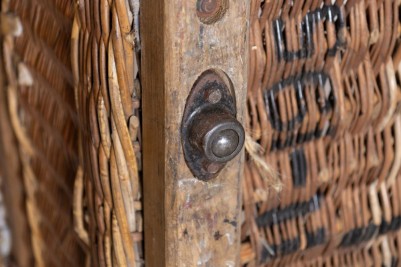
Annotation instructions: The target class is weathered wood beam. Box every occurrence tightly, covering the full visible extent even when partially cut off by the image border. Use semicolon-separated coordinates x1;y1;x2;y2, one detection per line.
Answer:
142;1;249;265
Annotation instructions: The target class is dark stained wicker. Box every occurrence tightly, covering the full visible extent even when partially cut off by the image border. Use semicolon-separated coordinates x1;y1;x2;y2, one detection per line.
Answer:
241;0;401;266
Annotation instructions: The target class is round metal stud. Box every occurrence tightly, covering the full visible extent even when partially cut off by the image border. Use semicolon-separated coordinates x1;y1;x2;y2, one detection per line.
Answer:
196;0;228;24
189;109;245;163
211;129;239;158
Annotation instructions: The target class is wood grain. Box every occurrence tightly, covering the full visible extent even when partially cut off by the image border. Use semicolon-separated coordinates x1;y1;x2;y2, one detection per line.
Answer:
142;1;249;266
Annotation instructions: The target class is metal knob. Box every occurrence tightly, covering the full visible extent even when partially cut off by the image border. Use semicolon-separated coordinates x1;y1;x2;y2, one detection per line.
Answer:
189;109;245;163
181;69;243;180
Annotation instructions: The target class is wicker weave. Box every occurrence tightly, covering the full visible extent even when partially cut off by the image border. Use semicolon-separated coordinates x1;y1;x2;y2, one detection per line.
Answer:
241;0;401;266
72;0;143;266
0;0;86;266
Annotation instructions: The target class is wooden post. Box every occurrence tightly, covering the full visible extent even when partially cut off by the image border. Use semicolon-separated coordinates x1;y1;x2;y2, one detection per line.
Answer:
141;0;249;265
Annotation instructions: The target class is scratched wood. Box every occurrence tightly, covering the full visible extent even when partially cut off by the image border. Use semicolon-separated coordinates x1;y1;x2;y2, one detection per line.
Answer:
142;1;249;266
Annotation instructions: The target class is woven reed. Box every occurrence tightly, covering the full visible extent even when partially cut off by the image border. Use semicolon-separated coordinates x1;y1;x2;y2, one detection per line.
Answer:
71;0;143;266
0;0;86;266
241;0;401;266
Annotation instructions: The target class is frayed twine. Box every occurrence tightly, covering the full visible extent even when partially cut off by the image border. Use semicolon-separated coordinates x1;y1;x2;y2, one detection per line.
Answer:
244;133;282;193
18;63;33;86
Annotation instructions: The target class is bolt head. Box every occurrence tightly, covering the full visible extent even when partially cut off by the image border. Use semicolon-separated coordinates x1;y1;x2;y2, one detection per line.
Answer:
196;0;228;24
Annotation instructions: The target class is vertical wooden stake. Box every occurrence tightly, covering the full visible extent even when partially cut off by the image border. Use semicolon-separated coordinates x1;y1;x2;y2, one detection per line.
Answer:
142;0;249;265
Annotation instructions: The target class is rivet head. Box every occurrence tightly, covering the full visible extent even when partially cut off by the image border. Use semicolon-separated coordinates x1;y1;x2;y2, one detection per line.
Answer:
207;89;222;104
207;163;221;174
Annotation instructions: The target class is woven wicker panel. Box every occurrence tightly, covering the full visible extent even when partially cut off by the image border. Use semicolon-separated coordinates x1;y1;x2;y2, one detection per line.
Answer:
72;0;143;266
241;0;401;266
0;0;86;266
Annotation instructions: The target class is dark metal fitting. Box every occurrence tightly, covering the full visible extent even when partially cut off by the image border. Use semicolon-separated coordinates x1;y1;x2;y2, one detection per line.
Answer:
181;69;244;180
189;109;244;163
196;0;228;24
